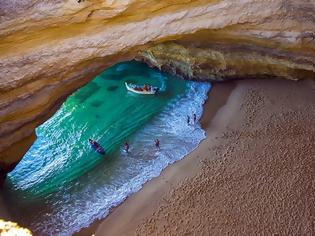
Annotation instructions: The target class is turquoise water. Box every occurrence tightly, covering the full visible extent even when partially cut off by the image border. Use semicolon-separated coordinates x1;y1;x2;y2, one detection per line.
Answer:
2;61;210;235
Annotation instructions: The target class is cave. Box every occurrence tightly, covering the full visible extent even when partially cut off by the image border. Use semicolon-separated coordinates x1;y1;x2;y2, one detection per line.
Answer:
0;0;314;235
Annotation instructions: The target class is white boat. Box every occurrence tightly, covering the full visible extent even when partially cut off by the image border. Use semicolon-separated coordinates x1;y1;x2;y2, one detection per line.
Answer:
125;82;159;95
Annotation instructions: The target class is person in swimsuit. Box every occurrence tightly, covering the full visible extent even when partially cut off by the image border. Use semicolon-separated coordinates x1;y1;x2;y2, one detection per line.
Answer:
155;139;160;149
124;142;129;153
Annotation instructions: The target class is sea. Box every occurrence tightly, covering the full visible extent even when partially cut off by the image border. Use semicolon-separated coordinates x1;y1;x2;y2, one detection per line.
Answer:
1;61;211;235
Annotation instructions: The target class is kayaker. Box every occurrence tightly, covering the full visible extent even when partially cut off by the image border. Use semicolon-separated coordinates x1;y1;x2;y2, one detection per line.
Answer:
89;139;106;155
155;139;160;149
124;142;129;153
97;147;105;154
89;138;97;146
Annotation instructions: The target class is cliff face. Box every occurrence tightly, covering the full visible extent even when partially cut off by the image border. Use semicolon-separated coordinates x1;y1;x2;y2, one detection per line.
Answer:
0;0;315;184
138;33;315;81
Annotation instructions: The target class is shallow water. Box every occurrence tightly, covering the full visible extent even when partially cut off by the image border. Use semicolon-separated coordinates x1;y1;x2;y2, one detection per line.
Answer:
2;61;210;236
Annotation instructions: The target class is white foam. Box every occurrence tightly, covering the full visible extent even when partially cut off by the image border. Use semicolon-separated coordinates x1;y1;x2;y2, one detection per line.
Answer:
32;81;211;236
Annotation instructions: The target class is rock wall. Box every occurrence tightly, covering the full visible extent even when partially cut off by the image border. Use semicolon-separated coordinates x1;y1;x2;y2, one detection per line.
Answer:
0;0;315;184
0;219;33;235
138;33;315;81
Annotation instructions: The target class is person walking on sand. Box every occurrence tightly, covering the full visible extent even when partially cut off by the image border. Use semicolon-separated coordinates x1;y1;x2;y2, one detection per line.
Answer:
124;142;129;153
155;139;160;149
193;113;197;124
187;115;190;125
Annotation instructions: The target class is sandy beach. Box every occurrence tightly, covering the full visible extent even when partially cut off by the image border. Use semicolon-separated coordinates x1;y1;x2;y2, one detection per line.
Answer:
80;78;314;235
1;1;315;235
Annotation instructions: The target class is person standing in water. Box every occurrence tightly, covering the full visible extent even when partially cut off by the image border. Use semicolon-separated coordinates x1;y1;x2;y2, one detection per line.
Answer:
124;142;129;153
155;139;160;149
193;113;197;124
187;115;190;125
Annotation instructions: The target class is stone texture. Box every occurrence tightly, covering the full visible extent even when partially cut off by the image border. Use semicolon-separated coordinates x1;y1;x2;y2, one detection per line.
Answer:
0;0;315;180
137;38;315;81
0;219;33;235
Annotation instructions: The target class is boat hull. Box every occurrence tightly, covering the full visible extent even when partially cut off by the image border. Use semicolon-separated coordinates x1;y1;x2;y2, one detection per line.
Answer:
125;82;158;95
89;141;106;155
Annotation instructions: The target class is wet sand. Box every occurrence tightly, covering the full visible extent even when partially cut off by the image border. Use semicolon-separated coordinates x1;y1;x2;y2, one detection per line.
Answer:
79;79;315;235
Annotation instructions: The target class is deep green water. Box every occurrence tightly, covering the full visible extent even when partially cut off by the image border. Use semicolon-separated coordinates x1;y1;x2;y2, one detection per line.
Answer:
7;61;187;196
2;61;210;235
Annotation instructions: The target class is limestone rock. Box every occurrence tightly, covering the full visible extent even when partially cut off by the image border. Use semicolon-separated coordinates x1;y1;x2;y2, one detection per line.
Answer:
0;0;314;180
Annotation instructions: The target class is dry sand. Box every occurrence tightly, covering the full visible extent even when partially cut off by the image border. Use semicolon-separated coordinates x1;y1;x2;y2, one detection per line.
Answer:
80;79;315;235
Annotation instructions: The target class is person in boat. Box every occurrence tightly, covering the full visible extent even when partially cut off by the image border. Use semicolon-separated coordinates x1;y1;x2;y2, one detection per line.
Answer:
193;113;197;124
144;84;150;91
89;138;97;146
124;142;129;153
89;139;106;155
155;139;160;149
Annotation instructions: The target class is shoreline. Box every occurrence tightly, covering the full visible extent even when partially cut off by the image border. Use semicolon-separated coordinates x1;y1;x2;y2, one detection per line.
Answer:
76;81;236;235
78;78;314;235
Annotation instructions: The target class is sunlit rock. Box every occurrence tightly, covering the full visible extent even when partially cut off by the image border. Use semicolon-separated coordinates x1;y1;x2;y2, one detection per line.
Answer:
0;219;32;236
0;0;314;181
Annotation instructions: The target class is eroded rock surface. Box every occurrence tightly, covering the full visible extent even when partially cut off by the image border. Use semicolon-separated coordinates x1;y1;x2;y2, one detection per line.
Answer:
138;36;315;81
0;0;315;183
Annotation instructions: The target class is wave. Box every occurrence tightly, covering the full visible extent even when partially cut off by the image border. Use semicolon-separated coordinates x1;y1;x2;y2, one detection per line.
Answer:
38;82;210;235
4;61;211;236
